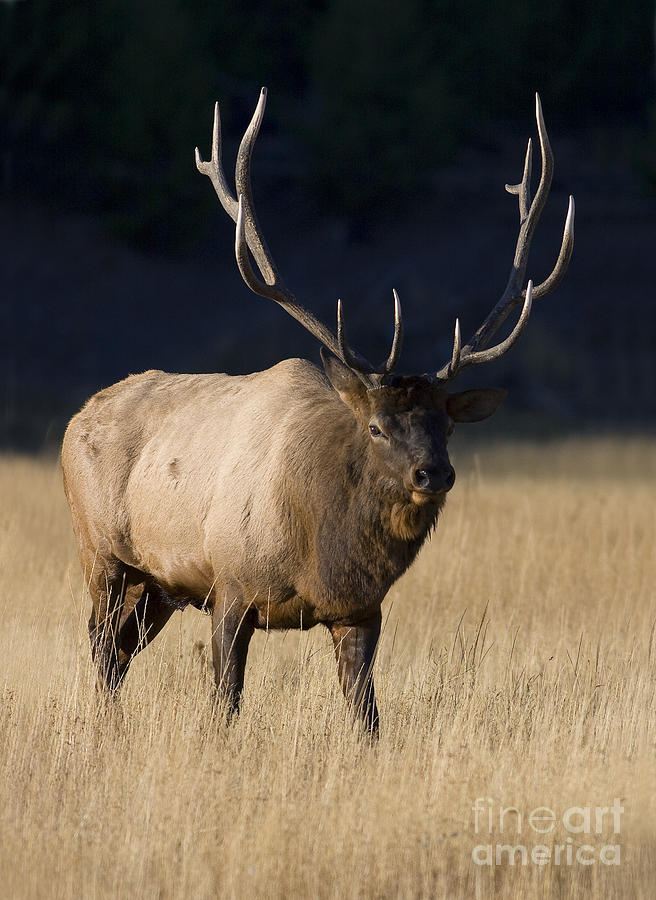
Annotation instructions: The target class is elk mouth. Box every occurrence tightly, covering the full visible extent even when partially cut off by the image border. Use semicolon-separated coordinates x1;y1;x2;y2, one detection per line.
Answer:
403;479;446;506
409;487;445;506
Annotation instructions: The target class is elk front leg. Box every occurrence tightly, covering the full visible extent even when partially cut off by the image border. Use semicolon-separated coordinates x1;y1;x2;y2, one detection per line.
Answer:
211;588;255;719
329;612;381;736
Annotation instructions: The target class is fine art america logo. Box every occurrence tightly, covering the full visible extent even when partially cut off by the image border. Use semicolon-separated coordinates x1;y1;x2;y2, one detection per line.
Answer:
471;798;623;866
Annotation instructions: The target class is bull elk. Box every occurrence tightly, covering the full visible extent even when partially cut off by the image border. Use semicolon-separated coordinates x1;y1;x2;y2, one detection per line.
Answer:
62;89;574;735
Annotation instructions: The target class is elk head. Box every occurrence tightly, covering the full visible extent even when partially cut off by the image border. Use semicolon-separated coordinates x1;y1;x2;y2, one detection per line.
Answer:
320;352;506;507
196;88;574;508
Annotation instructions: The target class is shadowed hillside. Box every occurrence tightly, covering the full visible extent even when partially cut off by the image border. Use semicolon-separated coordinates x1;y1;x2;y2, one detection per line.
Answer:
2;118;655;447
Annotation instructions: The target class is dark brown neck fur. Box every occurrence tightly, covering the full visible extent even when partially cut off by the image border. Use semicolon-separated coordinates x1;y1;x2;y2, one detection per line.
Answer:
313;419;442;607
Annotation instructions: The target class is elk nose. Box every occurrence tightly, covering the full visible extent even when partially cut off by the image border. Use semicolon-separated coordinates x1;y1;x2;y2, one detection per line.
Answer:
413;466;456;493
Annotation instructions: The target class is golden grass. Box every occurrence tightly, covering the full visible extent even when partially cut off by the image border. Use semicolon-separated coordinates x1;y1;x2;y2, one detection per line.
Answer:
1;437;655;898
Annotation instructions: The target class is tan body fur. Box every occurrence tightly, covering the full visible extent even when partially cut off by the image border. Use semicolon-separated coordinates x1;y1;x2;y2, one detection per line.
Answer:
63;360;437;630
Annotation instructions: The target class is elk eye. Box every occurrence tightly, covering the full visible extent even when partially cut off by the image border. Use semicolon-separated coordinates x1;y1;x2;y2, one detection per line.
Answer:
369;424;383;438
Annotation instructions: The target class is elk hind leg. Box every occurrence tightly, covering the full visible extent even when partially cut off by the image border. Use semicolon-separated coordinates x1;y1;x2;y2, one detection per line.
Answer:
116;580;176;682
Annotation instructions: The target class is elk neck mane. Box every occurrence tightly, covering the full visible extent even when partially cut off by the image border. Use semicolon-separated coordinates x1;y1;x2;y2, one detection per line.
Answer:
286;364;443;551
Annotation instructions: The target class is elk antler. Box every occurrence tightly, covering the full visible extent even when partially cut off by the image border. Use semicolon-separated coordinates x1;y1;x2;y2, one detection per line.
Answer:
434;94;575;382
195;88;401;388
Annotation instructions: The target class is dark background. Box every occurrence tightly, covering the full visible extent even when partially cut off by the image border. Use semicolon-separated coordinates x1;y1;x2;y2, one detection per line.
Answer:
2;0;655;449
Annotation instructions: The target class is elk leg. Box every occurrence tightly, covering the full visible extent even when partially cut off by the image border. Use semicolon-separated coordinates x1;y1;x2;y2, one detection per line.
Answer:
211;588;255;719
329;613;381;736
87;560;132;693
116;581;176;681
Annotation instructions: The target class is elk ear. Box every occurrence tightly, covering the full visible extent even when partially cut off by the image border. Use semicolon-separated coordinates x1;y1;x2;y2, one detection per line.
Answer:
446;388;507;423
321;348;367;406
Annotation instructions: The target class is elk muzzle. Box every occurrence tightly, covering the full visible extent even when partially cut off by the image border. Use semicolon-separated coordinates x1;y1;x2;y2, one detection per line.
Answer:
407;463;456;501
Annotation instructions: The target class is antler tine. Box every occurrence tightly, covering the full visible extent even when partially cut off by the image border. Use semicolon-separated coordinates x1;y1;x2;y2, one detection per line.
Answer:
195;101;238;221
446;318;461;379
382;290;404;374
233;88;276;285
532;194;575;299
435;94;574;382
506;137;533;222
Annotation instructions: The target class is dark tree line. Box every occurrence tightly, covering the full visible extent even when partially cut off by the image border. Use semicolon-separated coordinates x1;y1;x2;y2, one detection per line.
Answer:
1;0;653;248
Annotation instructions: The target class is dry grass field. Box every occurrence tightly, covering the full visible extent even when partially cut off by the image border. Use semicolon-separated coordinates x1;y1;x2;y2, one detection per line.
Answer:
1;437;655;899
